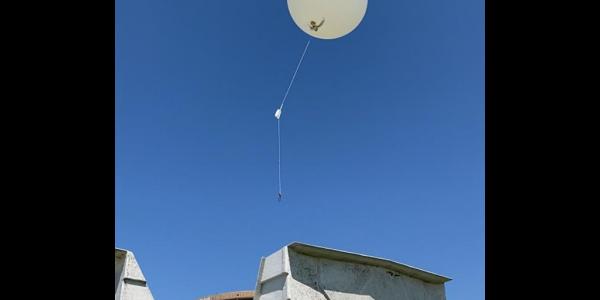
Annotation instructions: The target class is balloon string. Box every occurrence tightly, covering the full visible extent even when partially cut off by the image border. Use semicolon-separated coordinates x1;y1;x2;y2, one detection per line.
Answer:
279;39;311;110
277;39;311;201
277;118;282;201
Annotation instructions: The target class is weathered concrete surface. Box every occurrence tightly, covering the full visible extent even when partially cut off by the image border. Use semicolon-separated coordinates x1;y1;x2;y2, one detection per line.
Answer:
115;248;155;300
254;242;451;300
198;290;254;300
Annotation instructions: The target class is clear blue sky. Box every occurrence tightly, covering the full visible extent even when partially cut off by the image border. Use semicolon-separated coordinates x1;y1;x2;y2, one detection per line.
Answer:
116;1;484;299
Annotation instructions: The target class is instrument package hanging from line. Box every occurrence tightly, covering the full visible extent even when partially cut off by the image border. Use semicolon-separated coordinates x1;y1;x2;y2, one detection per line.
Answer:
275;0;368;201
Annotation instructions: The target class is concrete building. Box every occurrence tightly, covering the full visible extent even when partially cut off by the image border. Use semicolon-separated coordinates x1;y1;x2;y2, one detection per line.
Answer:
115;248;155;300
116;242;451;300
254;242;451;300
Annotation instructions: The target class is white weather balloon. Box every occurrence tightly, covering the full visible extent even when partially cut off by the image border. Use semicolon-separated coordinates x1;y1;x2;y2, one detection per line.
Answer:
288;0;368;39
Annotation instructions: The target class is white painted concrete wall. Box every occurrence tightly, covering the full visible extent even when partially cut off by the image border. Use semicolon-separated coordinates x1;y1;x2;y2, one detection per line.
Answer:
115;248;155;300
